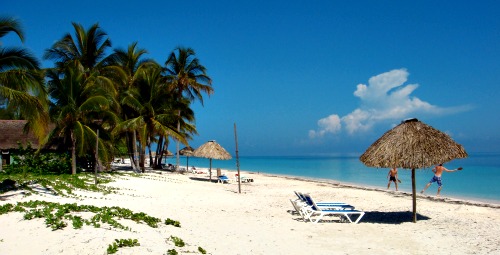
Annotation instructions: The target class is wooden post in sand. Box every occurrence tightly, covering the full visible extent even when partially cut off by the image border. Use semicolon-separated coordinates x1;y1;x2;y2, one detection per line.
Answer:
234;123;241;193
412;168;417;223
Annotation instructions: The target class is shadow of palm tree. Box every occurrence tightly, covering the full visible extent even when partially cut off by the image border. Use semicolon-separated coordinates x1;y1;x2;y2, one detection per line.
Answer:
361;211;431;224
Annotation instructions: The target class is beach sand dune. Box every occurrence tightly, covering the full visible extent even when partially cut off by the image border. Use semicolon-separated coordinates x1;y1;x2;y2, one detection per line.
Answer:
1;170;499;254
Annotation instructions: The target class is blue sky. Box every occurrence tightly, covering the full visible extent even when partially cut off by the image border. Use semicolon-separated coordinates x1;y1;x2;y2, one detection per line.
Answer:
3;1;500;156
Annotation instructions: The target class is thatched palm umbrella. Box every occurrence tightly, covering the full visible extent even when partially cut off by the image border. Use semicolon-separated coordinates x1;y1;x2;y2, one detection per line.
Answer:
179;146;195;171
164;150;174;157
193;140;232;181
360;118;468;223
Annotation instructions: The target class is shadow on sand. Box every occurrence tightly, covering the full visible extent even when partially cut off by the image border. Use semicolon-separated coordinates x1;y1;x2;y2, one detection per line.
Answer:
287;210;431;224
189;177;218;183
360;211;431;224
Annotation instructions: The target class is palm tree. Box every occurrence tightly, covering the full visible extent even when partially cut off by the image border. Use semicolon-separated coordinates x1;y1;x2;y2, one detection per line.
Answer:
114;64;187;172
0;16;48;138
44;22;118;174
105;42;156;170
163;47;213;167
44;22;111;73
45;62;118;174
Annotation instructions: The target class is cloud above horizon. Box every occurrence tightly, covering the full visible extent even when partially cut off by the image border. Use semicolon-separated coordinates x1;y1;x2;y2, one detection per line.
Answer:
309;68;469;138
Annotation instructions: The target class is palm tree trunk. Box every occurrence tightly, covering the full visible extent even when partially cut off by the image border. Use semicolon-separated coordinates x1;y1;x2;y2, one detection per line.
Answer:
71;131;77;175
133;131;140;171
140;145;146;173
154;135;165;169
176;116;180;169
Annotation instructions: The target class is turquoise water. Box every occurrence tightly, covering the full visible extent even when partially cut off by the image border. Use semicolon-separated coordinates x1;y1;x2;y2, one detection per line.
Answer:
166;153;500;204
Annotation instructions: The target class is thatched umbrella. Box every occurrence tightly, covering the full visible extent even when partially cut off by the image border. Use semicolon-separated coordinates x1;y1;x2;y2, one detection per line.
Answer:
178;146;195;171
163;150;174;157
193;140;232;181
360;118;468;222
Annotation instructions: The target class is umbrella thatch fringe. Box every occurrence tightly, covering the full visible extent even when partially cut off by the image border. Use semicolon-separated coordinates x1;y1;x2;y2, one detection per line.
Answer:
360;119;468;169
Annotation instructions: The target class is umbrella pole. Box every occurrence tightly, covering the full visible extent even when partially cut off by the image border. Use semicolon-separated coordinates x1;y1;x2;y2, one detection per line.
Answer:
234;123;241;194
412;168;417;223
209;159;212;181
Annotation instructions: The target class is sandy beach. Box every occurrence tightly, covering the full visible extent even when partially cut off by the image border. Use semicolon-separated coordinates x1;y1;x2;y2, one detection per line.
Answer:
1;167;499;255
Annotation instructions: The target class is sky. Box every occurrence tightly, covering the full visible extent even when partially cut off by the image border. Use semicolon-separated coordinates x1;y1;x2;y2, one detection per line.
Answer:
3;0;500;156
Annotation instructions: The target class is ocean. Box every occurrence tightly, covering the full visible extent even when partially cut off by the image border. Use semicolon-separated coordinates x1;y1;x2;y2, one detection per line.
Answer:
164;153;500;204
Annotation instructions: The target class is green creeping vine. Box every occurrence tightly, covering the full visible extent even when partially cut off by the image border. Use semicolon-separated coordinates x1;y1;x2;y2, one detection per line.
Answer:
0;200;162;231
0;173;119;198
165;218;181;227
198;246;207;254
106;238;140;254
169;236;185;247
166;249;178;255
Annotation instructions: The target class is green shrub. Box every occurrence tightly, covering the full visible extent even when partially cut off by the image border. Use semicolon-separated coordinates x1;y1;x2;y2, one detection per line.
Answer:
4;143;72;175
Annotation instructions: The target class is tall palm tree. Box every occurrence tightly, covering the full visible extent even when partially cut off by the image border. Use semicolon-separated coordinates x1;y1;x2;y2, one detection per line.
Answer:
114;64;187;172
43;22;120;174
0;16;48;138
106;42;156;170
163;47;213;167
45;62;117;174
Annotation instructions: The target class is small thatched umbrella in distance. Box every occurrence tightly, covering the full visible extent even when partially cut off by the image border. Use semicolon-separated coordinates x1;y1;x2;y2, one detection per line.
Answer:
360;118;468;223
193;140;232;181
179;146;195;171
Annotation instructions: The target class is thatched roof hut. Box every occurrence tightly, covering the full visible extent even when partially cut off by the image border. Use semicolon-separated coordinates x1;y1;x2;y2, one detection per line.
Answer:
360;118;468;222
0;120;41;150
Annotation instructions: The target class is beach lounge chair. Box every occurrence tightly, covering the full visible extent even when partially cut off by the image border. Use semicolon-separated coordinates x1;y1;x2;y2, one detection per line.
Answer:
289;199;306;221
301;194;365;224
301;193;355;210
217;175;230;183
235;174;254;183
294;192;354;210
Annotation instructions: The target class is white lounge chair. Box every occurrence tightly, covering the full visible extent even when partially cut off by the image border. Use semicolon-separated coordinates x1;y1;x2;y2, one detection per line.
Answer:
217;175;230;183
289;199;306;221
294;191;354;210
301;194;365;224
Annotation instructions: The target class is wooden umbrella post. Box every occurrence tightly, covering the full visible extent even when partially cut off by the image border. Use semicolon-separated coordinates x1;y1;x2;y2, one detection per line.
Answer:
234;123;241;193
412;168;417;223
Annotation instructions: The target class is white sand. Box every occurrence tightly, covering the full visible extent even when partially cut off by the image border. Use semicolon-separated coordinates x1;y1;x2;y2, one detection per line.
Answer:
1;168;499;255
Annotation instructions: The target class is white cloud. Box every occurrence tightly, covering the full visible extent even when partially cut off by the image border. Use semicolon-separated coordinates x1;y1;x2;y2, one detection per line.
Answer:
309;114;341;138
309;68;469;138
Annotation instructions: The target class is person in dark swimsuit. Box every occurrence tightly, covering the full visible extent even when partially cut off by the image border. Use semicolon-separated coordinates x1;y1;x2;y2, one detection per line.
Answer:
387;168;399;191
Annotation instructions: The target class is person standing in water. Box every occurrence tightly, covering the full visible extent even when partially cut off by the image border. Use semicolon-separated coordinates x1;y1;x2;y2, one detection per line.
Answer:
387;167;399;191
421;164;462;196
